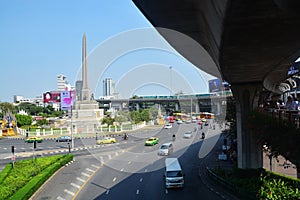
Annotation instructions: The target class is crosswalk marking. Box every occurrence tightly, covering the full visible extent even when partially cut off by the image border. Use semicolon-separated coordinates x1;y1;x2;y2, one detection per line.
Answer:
86;168;95;173
81;172;90;177
64;189;75;196
76;177;85;183
70;182;81;189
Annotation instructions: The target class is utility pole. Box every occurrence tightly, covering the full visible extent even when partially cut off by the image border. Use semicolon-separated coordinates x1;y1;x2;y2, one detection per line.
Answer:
71;105;74;149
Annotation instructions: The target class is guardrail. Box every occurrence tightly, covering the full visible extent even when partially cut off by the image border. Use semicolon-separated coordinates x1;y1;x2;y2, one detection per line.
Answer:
260;108;300;128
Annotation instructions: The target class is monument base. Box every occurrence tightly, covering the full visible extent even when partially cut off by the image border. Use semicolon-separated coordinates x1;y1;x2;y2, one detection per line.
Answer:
69;100;104;134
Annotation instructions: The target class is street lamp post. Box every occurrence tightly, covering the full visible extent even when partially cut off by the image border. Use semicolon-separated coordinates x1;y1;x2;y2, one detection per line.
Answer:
169;66;173;96
71;106;74;149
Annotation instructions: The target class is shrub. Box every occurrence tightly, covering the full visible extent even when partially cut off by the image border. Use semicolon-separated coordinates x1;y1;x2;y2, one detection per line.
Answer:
212;167;300;199
0;154;73;200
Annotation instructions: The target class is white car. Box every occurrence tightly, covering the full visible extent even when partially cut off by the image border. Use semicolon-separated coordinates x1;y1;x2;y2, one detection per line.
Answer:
177;120;183;124
164;124;172;129
185;119;192;124
158;142;173;156
183;131;192;139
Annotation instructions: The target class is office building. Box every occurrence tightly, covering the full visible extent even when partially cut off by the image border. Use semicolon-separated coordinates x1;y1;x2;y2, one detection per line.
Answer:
57;74;67;91
103;78;115;96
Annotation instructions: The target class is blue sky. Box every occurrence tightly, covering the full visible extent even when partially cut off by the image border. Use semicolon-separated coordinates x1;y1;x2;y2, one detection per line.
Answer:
0;0;216;102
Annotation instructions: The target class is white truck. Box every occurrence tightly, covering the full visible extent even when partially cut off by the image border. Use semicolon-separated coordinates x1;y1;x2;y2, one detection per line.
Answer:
164;158;184;188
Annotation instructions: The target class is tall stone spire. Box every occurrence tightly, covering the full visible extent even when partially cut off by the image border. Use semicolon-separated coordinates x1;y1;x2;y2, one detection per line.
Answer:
82;33;88;90
81;32;90;101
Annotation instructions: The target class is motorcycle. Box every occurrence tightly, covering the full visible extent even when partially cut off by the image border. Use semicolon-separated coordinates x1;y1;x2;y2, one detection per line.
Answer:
172;134;176;141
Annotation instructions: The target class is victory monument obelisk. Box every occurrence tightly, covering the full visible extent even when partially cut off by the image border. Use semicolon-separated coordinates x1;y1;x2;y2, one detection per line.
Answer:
72;33;103;133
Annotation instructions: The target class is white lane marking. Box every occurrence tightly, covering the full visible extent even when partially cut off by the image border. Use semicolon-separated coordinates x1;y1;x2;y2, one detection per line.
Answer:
112;177;117;182
165;189;168;194
108;155;112;160
106;190;110;195
91;164;100;169
144;169;148;172
71;182;81;189
81;172;90;177
76;177;85;183
128;161;131;164
86;168;95;173
139;178;143;182
136;189;140;195
100;156;104;164
115;152;118;156
57;196;66;200
64;189;75;196
120;168;124;172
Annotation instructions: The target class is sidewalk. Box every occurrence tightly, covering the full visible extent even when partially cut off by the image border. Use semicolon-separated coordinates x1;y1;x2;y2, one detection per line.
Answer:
201;123;299;200
198;124;242;200
263;153;297;178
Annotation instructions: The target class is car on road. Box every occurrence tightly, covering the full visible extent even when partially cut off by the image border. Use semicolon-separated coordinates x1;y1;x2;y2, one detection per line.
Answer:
56;136;72;142
25;137;43;143
158;142;173;156
145;137;159;146
97;137;116;145
185;119;191;124
177;120;183;124
164;124;172;129
183;131;192;139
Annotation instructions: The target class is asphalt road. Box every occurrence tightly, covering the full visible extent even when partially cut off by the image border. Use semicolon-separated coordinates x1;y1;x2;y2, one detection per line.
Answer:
0;137;100;160
27;121;232;200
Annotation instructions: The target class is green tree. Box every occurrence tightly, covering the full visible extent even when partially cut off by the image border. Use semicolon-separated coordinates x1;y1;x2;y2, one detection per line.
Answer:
36;119;49;126
0;102;15;117
114;115;127;125
148;107;158;120
15;114;33;127
131;110;141;124
101;117;114;126
140;109;150;122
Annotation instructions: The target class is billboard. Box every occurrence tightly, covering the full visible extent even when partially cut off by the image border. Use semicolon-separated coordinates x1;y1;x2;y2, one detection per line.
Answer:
61;90;76;110
43;91;61;103
208;78;222;93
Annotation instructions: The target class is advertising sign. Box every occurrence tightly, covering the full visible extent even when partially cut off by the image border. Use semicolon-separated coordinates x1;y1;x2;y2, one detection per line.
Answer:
208;78;222;93
61;90;75;110
43;91;61;103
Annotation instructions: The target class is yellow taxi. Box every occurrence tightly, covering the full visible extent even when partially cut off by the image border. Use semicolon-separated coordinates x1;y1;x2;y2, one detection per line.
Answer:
25;137;43;143
97;137;116;145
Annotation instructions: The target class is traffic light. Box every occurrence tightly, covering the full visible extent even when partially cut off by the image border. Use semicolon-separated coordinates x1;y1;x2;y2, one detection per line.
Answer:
11;146;14;153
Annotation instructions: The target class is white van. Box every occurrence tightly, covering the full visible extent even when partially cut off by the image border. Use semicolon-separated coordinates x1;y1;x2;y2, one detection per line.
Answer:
164;158;184;188
158;142;173;156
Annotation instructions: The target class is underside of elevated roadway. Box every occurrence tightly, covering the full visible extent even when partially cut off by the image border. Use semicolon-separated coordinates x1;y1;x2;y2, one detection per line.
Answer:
133;0;300;169
133;0;300;93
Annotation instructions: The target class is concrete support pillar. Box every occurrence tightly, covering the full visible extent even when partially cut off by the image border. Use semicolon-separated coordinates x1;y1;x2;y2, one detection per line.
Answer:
231;83;263;169
195;102;200;113
175;103;179;111
218;101;222;115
